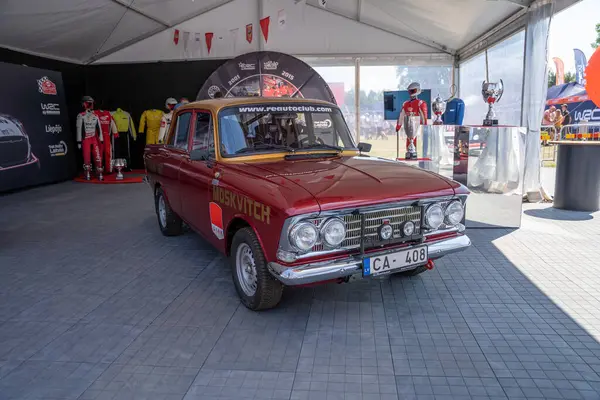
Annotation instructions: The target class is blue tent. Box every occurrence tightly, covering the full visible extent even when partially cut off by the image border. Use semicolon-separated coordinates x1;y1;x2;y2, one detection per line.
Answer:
546;82;586;100
546;82;599;125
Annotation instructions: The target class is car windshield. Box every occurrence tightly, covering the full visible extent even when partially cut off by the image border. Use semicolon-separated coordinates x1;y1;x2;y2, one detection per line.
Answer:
218;103;357;157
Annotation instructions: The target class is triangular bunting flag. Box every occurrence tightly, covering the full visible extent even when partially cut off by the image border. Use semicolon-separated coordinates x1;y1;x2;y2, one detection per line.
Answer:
278;10;286;30
260;16;270;43
246;24;253;44
205;32;214;55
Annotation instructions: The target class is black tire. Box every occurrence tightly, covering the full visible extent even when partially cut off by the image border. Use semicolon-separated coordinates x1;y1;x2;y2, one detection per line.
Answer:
230;227;283;311
400;265;428;277
155;187;183;236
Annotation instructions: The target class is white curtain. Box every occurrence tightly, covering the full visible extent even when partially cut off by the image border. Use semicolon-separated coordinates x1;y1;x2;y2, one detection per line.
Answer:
521;0;554;194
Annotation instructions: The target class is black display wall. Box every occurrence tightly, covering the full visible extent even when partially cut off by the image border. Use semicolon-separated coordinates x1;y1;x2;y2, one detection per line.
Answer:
0;48;229;179
0;48;85;140
85;59;226;168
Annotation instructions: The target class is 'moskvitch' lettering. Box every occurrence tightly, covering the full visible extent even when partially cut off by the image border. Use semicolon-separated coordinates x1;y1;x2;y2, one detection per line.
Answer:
213;186;271;224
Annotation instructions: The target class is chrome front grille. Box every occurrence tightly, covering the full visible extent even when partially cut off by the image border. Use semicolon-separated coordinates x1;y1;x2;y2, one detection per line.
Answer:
310;206;422;252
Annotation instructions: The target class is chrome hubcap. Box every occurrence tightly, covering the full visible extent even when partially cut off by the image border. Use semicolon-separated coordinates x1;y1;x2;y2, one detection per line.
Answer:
158;195;167;228
236;243;257;296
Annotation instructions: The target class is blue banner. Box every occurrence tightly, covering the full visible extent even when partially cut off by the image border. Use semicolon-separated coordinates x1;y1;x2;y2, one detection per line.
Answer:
574;49;587;86
383;90;432;121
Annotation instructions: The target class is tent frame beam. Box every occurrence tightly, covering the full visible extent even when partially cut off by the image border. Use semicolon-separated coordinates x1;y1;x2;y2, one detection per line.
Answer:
107;0;170;27
87;0;235;64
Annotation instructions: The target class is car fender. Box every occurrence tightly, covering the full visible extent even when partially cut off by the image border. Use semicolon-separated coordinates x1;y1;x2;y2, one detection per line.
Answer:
225;214;269;257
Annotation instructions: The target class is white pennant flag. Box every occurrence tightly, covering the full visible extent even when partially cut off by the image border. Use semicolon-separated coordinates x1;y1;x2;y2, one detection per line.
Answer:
278;9;287;30
182;31;190;57
194;32;202;57
230;28;239;55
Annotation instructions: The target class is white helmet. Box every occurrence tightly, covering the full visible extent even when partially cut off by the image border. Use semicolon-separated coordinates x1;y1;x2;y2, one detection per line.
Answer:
407;82;421;97
165;97;177;108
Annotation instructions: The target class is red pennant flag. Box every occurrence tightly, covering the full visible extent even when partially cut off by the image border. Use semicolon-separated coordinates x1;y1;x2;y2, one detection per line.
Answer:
246;24;253;44
173;29;180;45
205;32;214;54
260;17;270;43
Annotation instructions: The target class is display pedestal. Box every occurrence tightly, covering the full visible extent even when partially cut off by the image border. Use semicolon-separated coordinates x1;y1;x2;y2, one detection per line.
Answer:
74;169;145;184
551;141;600;212
398;125;527;228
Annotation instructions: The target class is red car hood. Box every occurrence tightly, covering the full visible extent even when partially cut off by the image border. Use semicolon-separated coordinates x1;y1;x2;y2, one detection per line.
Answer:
245;156;458;212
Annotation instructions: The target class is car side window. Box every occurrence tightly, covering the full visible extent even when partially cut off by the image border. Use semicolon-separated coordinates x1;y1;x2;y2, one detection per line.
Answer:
193;112;214;157
173;112;192;150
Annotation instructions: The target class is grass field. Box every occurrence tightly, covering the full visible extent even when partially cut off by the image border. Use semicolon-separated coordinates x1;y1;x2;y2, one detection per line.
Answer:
361;137;406;160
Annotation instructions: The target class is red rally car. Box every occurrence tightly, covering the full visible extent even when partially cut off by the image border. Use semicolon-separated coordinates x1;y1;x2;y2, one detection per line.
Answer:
144;97;471;310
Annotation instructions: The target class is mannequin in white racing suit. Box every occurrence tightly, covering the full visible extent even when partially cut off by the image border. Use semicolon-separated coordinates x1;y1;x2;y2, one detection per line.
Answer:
76;96;104;180
158;97;178;143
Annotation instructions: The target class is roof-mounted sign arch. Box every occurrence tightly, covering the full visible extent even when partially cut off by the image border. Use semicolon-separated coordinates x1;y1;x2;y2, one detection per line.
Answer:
196;51;337;104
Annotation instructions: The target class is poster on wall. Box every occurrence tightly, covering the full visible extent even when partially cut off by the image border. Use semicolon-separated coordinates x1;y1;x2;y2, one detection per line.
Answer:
196;51;337;104
0;62;74;192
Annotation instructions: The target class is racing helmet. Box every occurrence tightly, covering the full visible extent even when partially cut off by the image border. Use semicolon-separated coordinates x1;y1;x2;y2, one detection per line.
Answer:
81;95;94;109
407;82;422;97
165;97;177;110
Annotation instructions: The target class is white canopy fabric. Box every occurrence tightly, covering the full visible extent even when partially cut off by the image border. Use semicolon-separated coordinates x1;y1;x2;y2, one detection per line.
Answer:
0;0;579;64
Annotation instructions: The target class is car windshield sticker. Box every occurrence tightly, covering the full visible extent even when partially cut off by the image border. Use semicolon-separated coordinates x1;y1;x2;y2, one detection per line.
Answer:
213;186;271;224
236;105;333;113
209;202;224;240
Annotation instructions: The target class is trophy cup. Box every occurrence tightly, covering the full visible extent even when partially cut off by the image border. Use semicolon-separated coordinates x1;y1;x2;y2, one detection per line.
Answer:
432;95;447;125
113;158;127;180
482;79;504;126
83;164;91;181
404;115;421;159
432;85;456;125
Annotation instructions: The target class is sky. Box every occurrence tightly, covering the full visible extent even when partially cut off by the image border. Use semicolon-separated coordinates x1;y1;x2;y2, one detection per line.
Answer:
314;0;599;93
548;0;599;73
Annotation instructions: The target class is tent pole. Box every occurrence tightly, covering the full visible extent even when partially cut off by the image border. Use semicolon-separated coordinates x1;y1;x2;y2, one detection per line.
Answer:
355;58;361;144
258;0;264;51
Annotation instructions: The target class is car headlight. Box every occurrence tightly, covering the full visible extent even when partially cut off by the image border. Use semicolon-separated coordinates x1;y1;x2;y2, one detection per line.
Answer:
289;222;319;251
402;221;415;236
445;200;464;226
321;218;346;247
424;204;444;230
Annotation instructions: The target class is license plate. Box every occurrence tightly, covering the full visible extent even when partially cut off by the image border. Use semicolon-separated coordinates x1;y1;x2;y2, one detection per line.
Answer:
363;245;428;276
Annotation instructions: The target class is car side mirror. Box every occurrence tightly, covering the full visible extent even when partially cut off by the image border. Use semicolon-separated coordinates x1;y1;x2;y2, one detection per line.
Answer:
190;148;208;161
357;142;372;153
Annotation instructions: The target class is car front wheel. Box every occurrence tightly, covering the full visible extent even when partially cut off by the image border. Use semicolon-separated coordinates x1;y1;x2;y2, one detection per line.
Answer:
155;187;183;236
230;227;283;310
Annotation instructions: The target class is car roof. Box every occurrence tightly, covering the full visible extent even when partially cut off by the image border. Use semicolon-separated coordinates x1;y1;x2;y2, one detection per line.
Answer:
177;97;338;113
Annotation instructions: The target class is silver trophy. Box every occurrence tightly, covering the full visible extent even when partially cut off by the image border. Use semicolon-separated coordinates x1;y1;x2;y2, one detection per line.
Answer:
113;158;127;180
432;95;447;125
482;79;504;126
432;85;456;125
83;164;92;181
404;115;421;159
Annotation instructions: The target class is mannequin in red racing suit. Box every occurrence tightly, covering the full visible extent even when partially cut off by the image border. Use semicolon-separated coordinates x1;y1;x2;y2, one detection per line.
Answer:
76;96;103;180
94;110;118;174
396;82;428;159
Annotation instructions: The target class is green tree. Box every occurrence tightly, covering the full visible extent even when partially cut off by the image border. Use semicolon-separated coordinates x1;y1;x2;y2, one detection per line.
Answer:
395;66;453;97
592;23;600;49
548;70;577;88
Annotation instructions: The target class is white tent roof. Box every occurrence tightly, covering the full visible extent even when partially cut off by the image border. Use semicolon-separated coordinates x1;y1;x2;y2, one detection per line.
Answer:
0;0;580;65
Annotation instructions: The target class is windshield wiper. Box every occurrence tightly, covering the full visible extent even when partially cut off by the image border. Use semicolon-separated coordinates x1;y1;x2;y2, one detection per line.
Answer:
302;143;343;152
235;144;296;154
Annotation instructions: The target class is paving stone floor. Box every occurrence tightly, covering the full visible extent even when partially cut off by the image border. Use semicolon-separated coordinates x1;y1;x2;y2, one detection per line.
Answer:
1;182;600;400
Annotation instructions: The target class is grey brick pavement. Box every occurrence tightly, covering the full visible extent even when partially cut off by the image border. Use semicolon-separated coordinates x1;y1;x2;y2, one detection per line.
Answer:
1;182;600;399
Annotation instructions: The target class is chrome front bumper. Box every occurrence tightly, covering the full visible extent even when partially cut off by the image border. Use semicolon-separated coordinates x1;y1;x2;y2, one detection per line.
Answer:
268;235;471;286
